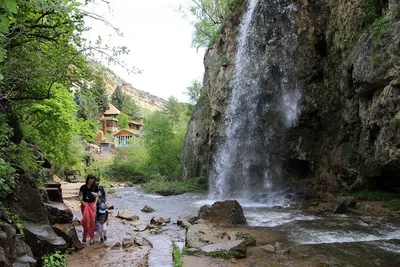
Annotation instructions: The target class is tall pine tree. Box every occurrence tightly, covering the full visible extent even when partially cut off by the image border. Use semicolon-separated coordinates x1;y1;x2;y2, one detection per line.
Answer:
92;77;109;111
111;86;124;110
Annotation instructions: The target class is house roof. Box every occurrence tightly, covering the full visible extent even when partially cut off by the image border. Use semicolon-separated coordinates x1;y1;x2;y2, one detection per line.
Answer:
129;121;142;126
113;129;139;137
103;103;121;115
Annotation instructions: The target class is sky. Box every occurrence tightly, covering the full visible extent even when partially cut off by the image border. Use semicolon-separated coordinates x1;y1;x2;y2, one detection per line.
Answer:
84;0;206;102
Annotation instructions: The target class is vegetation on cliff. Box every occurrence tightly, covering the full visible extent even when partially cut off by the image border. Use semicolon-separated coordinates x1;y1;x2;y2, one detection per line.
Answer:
180;0;245;48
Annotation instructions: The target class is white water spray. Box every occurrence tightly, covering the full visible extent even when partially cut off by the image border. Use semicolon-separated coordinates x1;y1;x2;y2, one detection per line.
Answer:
209;0;301;201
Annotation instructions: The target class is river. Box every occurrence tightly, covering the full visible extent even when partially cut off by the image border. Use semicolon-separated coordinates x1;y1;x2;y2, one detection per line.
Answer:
102;186;400;266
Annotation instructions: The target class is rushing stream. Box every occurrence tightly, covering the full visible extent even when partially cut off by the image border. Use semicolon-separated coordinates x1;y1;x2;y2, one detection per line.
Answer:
109;187;400;266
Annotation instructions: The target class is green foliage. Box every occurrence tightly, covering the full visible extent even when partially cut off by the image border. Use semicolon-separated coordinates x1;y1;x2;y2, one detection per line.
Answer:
391;117;400;124
173;244;183;267
180;0;243;48
92;76;109;111
388;199;400;211
206;250;233;259
370;17;389;35
111;86;124;110
121;95;141;119
348;189;400;201
3;209;23;233
185;79;202;104
118;112;129;129
75;83;101;122
84;158;113;182
15;84;81;167
110;138;150;181
8;141;42;175
0;161;17;200
111;87;140;119
142;175;206;194
77;118;97;143
42;250;66;267
106;97;192;187
143;112;183;179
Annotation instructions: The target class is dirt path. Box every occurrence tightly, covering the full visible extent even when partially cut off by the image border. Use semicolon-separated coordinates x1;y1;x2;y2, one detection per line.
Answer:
62;184;151;267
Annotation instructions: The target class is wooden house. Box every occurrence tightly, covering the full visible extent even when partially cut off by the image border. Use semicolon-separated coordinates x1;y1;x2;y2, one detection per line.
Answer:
113;129;139;148
102;103;120;133
128;121;142;136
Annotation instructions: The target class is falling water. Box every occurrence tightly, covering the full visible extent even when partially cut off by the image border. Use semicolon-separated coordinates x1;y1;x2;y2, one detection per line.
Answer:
209;0;301;201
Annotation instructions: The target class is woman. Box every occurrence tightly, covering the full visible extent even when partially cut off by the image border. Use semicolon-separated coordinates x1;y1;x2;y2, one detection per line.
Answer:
78;174;98;245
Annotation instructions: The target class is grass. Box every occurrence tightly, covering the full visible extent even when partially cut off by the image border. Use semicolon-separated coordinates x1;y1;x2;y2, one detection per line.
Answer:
142;177;207;195
173;244;183;267
347;189;400;211
206;250;234;259
348;189;400;201
388;200;400;211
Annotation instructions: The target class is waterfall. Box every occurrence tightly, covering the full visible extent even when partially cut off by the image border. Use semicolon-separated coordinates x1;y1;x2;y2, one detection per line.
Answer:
209;0;300;202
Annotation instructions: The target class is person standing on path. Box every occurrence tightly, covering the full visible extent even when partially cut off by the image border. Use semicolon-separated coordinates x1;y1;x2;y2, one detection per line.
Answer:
78;174;98;245
97;202;109;242
94;177;106;233
95;177;106;205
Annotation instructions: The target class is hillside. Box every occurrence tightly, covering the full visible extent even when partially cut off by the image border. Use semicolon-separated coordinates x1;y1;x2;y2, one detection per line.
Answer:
90;60;166;112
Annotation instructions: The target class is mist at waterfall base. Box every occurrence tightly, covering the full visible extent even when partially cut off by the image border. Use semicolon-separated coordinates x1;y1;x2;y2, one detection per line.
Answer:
208;0;301;207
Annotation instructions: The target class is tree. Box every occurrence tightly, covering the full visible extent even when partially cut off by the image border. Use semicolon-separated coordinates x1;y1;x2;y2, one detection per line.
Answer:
14;83;81;166
118;112;129;129
165;96;185;124
75;83;101;121
91;76;109;111
180;0;239;48
185;79;202;104
122;95;141;119
143;112;181;179
111;86;124;110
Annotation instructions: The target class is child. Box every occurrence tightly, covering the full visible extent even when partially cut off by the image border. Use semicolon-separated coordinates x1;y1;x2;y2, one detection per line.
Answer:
97;202;108;242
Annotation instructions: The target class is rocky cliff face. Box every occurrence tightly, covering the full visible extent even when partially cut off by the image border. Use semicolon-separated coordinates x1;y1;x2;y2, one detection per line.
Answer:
89;61;166;112
182;0;400;201
103;68;166;112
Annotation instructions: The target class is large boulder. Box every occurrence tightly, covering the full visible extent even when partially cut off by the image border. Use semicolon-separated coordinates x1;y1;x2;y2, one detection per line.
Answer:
45;202;73;225
186;223;256;249
186;224;219;248
141;205;155;213
333;196;357;214
198;200;246;225
0;223;35;267
116;210;139;221
200;239;247;258
52;224;84;250
23;223;66;257
8;169;50;224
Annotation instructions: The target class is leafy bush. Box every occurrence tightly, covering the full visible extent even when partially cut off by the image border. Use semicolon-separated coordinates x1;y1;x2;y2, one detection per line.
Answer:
142;175;206;195
0;161;18;200
42;251;66;267
349;189;400;201
370;17;389;35
388;200;400;211
2;209;23;233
